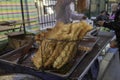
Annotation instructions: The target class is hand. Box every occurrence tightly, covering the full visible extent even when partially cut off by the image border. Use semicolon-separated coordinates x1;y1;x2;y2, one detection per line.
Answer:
82;16;87;20
97;21;105;26
110;40;118;48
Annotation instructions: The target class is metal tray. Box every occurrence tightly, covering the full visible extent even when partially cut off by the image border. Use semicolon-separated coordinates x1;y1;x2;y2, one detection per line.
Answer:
0;35;34;62
0;37;99;79
44;37;99;77
78;37;99;51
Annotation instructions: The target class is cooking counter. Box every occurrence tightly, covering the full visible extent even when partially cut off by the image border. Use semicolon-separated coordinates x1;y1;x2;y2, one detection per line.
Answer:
0;31;115;80
69;31;115;80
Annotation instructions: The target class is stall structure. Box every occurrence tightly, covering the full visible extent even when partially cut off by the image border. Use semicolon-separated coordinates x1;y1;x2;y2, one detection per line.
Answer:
0;0;118;80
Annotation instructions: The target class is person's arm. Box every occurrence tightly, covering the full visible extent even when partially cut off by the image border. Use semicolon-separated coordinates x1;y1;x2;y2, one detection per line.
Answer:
103;22;120;30
70;12;85;20
114;9;120;22
97;21;120;30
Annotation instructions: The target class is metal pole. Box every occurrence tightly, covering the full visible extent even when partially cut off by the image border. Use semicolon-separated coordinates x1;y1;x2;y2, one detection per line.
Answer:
35;0;41;30
25;0;31;27
97;0;100;14
88;0;91;19
20;0;26;34
105;0;108;11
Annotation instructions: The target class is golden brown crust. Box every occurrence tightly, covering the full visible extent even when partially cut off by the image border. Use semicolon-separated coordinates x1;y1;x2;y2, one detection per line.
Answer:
32;21;93;69
78;46;91;52
53;43;77;69
78;21;93;39
44;42;66;67
31;46;42;69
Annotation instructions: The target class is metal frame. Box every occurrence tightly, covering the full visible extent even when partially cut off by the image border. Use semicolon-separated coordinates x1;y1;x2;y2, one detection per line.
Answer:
20;0;26;34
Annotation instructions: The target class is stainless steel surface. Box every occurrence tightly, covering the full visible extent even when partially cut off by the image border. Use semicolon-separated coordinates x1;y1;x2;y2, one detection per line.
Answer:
69;31;115;80
0;36;33;60
0;31;115;80
79;37;99;51
0;37;99;78
0;74;40;80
